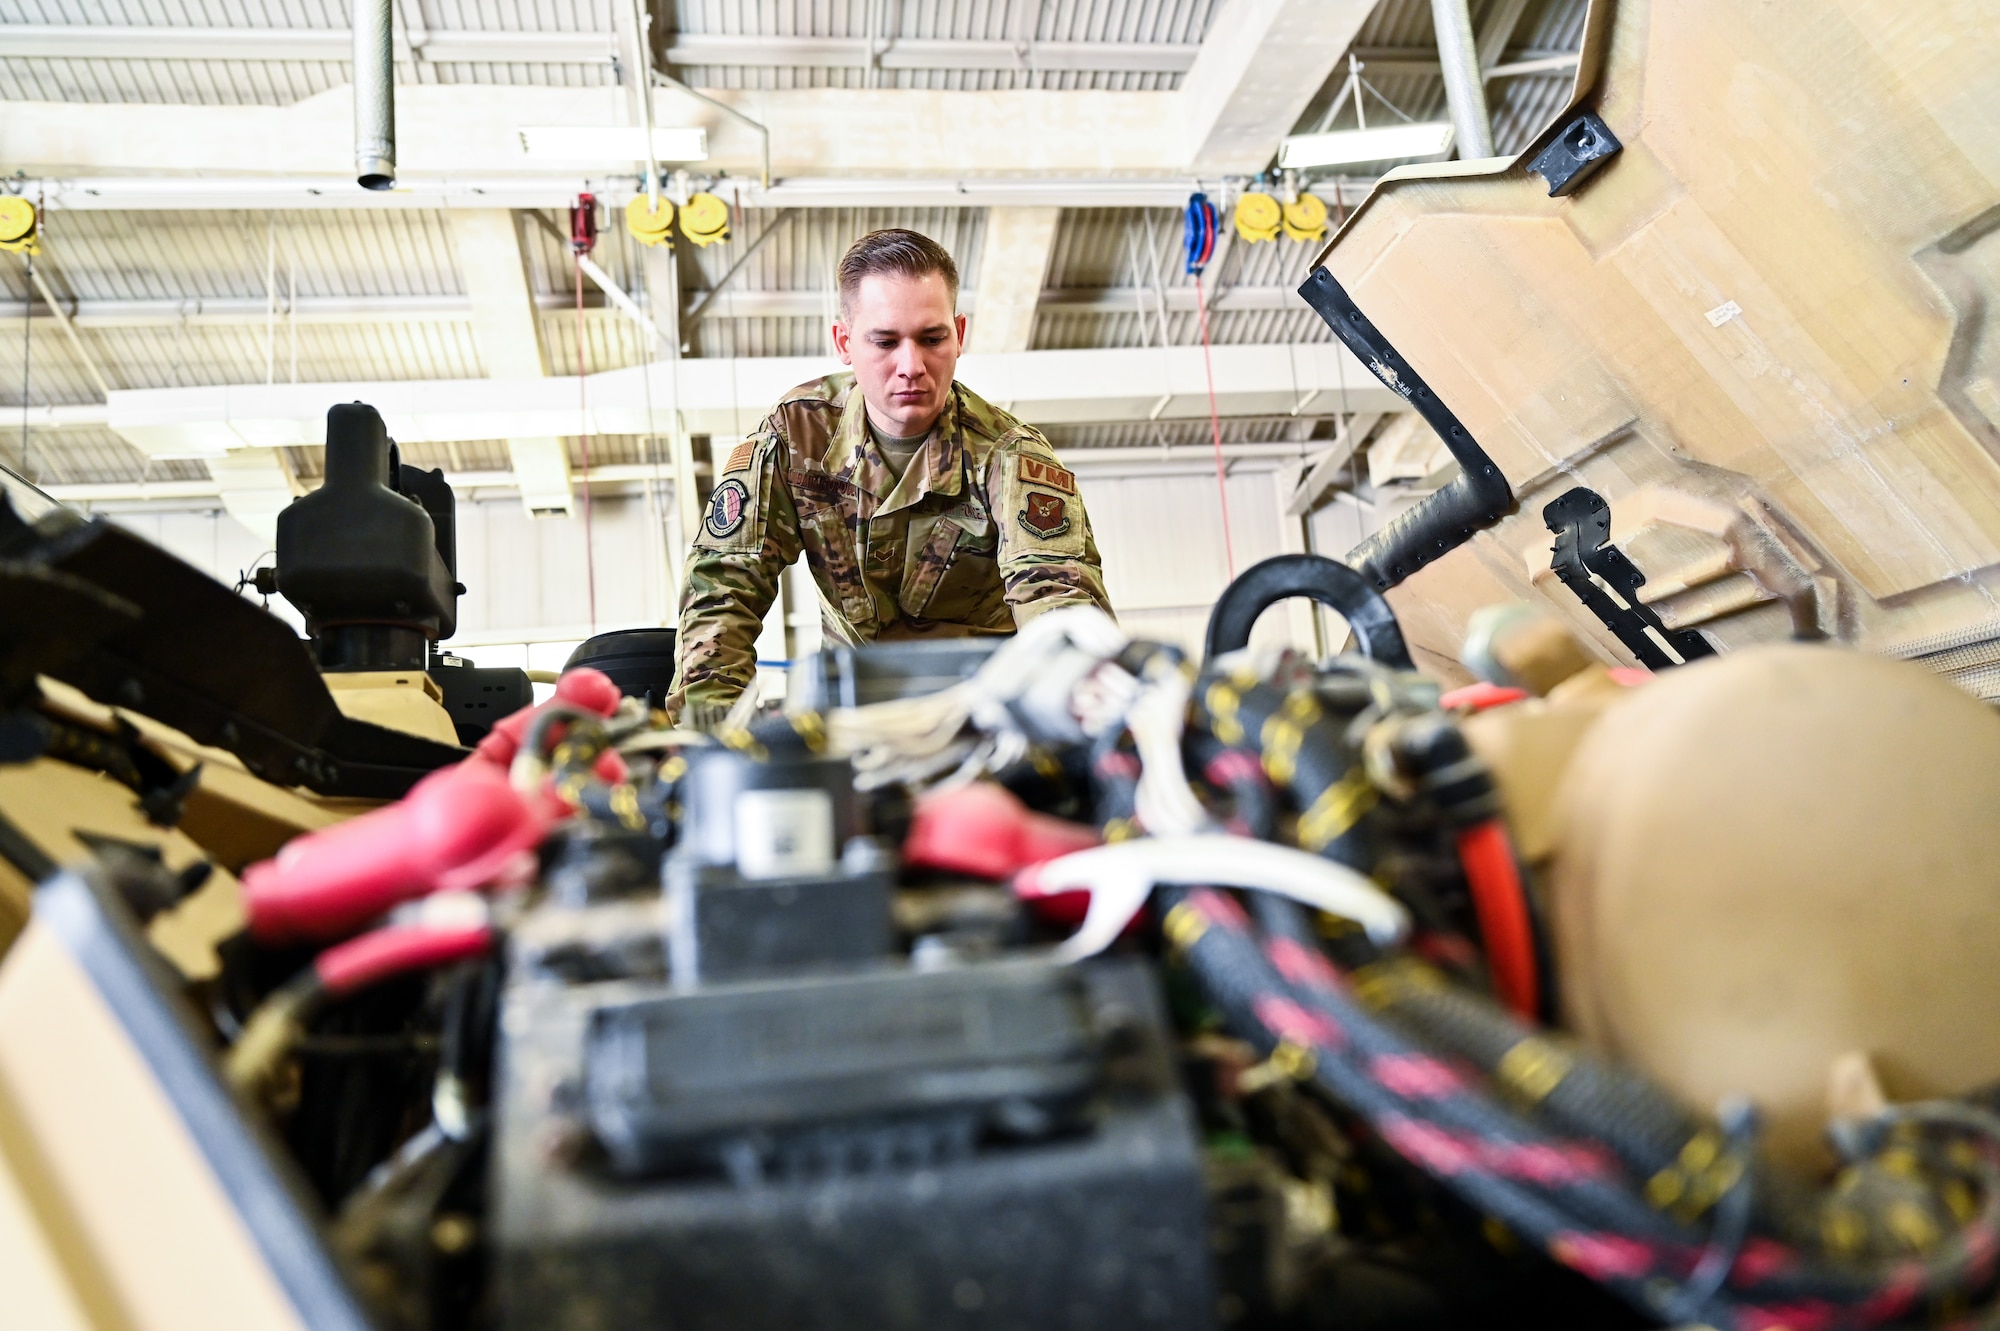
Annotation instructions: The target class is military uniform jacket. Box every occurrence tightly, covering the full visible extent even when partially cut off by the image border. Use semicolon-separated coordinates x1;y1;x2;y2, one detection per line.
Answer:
669;373;1113;720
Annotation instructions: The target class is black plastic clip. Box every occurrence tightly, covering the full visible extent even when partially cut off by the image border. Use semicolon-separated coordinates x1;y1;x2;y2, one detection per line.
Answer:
1526;112;1623;197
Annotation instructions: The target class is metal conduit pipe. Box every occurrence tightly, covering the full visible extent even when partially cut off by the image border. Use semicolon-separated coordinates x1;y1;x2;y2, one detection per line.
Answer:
1429;0;1496;160
353;0;396;189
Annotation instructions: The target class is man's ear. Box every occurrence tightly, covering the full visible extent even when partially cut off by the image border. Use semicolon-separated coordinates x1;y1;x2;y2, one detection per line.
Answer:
953;312;968;351
831;319;853;365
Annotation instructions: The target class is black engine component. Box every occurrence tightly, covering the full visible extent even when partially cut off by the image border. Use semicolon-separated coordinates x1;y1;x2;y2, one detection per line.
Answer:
428;654;534;746
1203;552;1415;668
584;959;1104;1179
563;628;678;710
1296;267;1515;593
491;728;1217;1330
277;403;463;672
665;745;893;984
495;947;1215;1331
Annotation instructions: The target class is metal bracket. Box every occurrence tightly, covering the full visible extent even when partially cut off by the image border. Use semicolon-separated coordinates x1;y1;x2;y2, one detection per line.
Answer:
1297;267;1515;590
1544;486;1715;669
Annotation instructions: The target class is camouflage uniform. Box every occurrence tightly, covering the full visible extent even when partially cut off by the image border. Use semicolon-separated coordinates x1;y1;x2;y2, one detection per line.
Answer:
668;372;1113;722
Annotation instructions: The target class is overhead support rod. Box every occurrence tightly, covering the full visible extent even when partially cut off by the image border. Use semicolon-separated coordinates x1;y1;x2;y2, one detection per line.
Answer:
353;0;397;187
24;265;113;399
654;71;771;189
1429;0;1496;160
680;210;798;331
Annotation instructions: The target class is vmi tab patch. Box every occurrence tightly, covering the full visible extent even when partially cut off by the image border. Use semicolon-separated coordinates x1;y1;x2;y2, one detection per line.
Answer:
1018;456;1075;495
1019;490;1071;540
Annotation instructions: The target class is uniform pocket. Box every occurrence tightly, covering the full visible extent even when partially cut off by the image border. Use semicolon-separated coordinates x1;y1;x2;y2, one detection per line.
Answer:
901;519;1007;622
898;517;962;617
795;495;873;625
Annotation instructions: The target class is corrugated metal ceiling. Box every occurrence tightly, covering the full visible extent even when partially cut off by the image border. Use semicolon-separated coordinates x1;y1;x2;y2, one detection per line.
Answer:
1;0;1217;102
668;0;1221;91
1;0;1592;476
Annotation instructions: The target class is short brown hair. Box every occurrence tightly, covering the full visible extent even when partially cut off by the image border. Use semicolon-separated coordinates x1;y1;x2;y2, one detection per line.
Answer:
836;228;959;320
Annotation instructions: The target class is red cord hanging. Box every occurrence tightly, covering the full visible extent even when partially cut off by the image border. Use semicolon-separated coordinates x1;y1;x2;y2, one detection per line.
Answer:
1194;276;1237;582
572;249;592;639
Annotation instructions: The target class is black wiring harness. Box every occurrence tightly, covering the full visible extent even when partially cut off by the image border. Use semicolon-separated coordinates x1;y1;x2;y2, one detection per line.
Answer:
1092;646;2000;1331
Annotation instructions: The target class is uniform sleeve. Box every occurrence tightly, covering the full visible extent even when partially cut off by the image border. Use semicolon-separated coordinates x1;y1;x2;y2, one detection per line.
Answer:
666;431;805;725
988;432;1115;626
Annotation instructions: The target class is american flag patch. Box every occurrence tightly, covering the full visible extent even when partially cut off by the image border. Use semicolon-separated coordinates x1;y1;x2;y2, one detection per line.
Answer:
724;441;756;473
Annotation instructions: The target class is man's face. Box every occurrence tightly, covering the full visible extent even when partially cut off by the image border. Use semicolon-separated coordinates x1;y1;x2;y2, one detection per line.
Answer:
831;271;967;438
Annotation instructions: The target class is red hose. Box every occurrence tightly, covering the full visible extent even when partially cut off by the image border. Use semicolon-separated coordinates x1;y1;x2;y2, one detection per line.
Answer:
315;921;494;998
1457;819;1539;1020
243;667;624;945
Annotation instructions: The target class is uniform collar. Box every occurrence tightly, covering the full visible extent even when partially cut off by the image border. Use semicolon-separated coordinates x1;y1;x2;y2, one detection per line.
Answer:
827;379;966;514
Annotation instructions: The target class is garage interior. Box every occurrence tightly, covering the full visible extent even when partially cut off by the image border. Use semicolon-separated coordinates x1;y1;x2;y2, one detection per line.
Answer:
2;1;1999;1328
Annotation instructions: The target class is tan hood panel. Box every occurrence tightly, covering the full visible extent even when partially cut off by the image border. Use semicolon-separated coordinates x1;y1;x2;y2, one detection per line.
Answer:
1316;0;2000;688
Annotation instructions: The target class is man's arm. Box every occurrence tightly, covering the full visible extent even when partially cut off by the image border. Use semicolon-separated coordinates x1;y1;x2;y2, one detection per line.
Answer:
667;434;803;725
988;432;1114;625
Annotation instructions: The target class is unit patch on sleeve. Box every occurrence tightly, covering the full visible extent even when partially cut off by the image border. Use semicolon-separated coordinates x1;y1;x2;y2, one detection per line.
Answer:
1018;490;1071;540
707;478;751;538
1018;456;1076;495
723;440;757;474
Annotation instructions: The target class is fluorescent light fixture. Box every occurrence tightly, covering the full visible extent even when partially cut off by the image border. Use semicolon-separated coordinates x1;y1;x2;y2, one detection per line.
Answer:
517;126;708;163
1278;122;1455;170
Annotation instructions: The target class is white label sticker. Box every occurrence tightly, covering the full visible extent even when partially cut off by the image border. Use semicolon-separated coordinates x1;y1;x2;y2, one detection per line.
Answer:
1705;300;1743;328
733;789;836;880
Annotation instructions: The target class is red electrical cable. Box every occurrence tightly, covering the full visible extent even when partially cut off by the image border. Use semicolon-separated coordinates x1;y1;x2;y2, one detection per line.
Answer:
1457;819;1540;1020
315;920;494;998
1438;681;1530;712
573;252;599;633
1193;275;1236;581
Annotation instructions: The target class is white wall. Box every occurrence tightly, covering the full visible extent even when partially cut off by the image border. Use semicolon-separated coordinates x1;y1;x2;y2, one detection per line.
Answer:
1083;465;1384;660
452;493;676;647
97;465;1387;680
107;492;678;650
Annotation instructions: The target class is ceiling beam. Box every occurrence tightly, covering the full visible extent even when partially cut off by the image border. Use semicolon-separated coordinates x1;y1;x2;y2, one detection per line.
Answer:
0;285;1320;329
3;26;1198;74
3;25;612;63
1474;1;1534;75
1177;0;1377;175
1345;45;1581;79
3;84;1181;179
1283;412;1382;515
44;442;1319;508
969;208;1060;355
99;343;1409;459
29;174;1384;213
205;446;302;544
447;209;573;515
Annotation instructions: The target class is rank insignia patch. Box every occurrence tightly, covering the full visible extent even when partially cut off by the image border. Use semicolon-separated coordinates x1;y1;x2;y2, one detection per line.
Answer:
1018;456;1076;495
707;478;750;538
1019;490;1071;540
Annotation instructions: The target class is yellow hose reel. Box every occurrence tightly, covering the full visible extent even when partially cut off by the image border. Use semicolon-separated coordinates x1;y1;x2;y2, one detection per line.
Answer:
1282;193;1330;244
679;192;730;248
625;195;675;248
1233;191;1282;244
0;197;38;256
